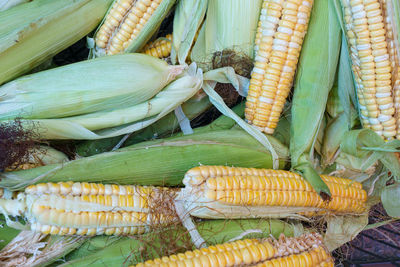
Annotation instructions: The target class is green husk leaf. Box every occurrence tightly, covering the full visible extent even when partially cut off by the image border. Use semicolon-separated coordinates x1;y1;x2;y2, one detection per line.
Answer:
0;129;287;190
324;214;368;251
0;0;113;85
0;0;28;11
171;0;208;64
290;0;341;196
91;0;176;57
381;183;400;218
340;129;400;179
0;216;20;250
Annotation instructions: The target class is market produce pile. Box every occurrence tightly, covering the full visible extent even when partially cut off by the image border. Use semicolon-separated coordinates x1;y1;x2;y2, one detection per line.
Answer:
0;0;399;266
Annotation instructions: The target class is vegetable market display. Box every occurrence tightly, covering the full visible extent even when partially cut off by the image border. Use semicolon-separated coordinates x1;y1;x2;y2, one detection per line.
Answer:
0;0;399;266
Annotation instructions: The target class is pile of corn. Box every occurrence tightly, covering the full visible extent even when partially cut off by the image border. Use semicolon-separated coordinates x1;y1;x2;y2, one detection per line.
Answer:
0;0;399;266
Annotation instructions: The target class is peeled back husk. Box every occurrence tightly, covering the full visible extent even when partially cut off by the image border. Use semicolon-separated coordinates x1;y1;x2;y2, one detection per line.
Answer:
5;63;200;140
0;0;113;85
0;54;183;120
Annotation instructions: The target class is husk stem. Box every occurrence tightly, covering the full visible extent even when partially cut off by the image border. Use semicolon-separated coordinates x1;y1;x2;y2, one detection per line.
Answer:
290;0;341;198
0;129;288;191
60;219;296;267
0;0;113;85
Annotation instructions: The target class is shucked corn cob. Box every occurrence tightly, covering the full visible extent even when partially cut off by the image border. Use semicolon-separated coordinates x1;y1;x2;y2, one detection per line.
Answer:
142;34;172;58
93;0;175;56
245;0;314;134
134;232;334;267
340;0;399;139
178;166;367;219
0;182;176;236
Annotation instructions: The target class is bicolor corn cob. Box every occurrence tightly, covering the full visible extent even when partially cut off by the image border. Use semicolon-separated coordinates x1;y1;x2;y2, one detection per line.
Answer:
341;0;399;139
142;34;172;58
94;0;172;55
134;232;334;267
245;0;314;134
178;166;367;219
0;182;176;236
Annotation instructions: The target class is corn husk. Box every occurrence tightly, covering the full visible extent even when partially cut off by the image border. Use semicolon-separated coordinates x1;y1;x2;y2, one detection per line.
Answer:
0;0;113;85
171;0;207;64
75;93;212;156
0;129;288;191
0;231;86;267
0;0;28;11
91;0;176;58
290;0;341;197
0;54;182;120
61;219;296;266
190;0;262;71
0;216;20;250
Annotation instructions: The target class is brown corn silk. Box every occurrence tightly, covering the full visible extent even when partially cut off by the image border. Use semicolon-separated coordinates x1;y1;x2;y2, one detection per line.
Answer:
133;232;334;267
340;0;400;139
245;0;314;134
178;166;367;219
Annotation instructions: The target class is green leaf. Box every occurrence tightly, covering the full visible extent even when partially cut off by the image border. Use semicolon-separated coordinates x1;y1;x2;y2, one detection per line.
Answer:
381;183;400;218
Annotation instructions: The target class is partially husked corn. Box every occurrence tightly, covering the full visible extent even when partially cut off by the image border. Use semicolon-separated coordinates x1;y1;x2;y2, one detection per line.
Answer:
179;166;367;219
2;182;176;236
142;33;172;58
341;0;399;139
245;0;314;134
134;232;334;267
94;0;173;55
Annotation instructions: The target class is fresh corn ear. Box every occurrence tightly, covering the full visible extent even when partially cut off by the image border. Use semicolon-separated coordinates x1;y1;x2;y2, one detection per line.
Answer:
92;0;176;57
0;0;113;85
244;0;314;134
134;232;334;267
177;166;367;219
0;182;175;236
339;0;400;139
142;34;172;59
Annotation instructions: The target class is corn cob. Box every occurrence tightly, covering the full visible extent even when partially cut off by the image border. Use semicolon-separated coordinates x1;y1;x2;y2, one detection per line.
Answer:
142;34;172;59
134;232;333;267
178;166;367;219
0;182;175;236
245;0;314;134
340;0;399;139
93;0;175;56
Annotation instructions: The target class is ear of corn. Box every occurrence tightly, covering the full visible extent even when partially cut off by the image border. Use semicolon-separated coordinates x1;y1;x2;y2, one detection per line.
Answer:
171;0;208;64
178;165;367;220
339;0;400;140
190;0;262;71
244;0;314;134
0;0;113;85
61;219;296;266
134;232;334;267
0;129;288;191
142;34;172;59
0;54;182;121
1;182;175;236
92;0;176;57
